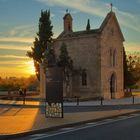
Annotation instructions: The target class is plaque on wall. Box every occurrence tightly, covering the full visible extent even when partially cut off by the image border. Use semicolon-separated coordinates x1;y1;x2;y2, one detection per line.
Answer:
45;102;63;118
45;67;63;118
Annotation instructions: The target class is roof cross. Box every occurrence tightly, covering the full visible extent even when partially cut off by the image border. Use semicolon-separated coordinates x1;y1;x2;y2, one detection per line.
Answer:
110;3;113;12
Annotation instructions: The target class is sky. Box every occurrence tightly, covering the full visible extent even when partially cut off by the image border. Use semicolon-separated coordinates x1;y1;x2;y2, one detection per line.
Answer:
0;0;140;78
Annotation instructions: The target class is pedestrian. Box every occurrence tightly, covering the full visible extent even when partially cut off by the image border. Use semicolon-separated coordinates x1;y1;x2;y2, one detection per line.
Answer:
23;88;26;104
19;88;23;95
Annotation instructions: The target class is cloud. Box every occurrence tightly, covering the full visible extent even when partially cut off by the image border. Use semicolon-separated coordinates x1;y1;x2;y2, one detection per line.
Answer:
0;36;33;52
0;37;33;44
50;13;55;18
0;55;29;71
37;0;106;17
5;25;36;38
0;25;36;45
0;45;31;51
37;0;140;33
0;55;27;59
113;7;140;33
0;60;27;65
60;9;79;15
0;58;32;69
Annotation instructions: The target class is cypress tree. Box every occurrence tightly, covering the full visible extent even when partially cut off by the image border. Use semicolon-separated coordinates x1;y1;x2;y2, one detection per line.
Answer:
27;10;53;80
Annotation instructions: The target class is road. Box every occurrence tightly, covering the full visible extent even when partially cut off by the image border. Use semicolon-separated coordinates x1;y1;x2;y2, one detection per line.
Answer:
20;113;140;140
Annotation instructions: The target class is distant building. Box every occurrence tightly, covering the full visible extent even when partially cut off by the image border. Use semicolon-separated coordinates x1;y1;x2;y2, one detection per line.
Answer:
40;10;125;99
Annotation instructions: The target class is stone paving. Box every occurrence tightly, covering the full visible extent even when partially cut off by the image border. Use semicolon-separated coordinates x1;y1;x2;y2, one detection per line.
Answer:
0;100;40;106
1;96;140;107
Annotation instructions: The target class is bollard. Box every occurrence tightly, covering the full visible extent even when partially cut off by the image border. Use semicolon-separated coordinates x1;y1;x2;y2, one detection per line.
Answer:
132;95;135;104
101;97;103;105
23;96;26;105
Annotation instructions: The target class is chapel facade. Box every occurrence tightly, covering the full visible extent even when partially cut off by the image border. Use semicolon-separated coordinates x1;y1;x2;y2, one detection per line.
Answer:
52;10;125;99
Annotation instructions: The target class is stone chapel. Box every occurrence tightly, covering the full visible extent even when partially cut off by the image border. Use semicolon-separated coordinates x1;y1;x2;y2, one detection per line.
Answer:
40;10;125;99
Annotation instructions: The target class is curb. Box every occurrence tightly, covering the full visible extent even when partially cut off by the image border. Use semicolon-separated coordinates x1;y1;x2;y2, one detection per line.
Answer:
1;110;140;140
0;103;140;108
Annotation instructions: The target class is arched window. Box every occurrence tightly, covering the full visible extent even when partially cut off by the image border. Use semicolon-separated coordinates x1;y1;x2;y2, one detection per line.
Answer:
81;70;87;86
109;49;116;67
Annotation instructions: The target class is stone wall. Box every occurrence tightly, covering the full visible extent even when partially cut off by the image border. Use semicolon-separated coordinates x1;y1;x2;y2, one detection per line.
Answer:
100;15;124;99
54;34;101;98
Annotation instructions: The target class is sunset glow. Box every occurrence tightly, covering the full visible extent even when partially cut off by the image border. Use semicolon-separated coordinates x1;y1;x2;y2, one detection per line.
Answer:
0;60;35;78
25;60;36;76
0;0;140;77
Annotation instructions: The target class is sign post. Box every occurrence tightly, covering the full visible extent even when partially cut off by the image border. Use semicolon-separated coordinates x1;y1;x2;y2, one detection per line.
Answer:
45;67;63;118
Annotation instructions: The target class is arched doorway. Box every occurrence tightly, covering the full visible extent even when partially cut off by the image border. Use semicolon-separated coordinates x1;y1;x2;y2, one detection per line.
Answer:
110;73;116;99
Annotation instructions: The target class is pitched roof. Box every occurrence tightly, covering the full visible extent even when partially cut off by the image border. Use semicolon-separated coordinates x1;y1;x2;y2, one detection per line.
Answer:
99;11;125;41
58;11;124;41
63;13;73;20
57;29;100;39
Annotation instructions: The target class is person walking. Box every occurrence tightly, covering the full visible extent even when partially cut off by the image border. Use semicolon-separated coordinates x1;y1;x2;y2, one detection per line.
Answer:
23;88;26;104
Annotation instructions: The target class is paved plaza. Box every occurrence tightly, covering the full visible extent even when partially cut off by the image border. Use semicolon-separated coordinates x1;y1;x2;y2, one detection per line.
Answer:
0;97;140;138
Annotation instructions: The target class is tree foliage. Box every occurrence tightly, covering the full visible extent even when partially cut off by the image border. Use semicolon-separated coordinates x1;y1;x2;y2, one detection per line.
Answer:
37;10;53;52
43;43;56;67
27;10;53;80
57;43;73;71
57;43;73;79
124;51;140;89
57;43;73;96
0;76;39;91
123;48;129;89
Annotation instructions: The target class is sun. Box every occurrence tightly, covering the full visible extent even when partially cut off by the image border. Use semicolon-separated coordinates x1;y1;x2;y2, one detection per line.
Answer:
26;60;36;75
